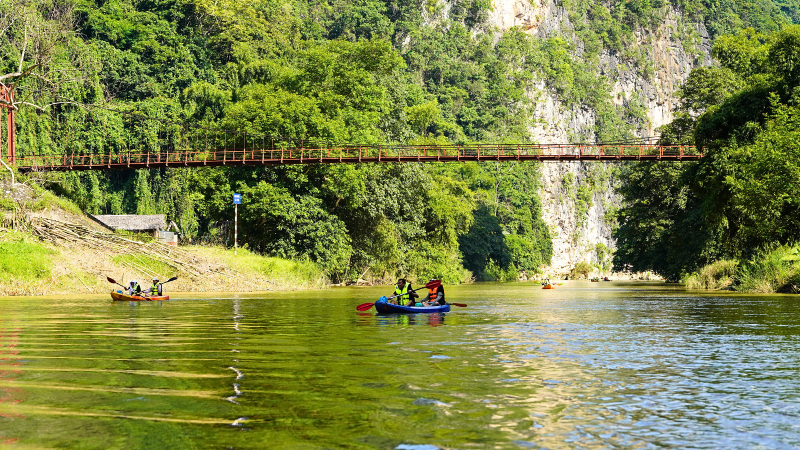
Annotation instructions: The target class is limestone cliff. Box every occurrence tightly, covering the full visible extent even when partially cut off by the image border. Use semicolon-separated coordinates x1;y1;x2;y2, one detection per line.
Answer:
490;0;711;276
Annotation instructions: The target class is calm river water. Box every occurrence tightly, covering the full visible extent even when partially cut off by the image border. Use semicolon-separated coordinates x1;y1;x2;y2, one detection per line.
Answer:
1;282;799;449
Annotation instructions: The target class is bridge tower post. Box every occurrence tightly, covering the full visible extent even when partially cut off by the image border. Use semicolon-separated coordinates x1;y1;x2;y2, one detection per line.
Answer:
0;86;15;164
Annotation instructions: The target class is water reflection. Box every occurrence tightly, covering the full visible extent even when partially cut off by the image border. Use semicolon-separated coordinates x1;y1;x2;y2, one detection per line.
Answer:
0;284;799;449
373;313;446;327
227;300;243;408
0;317;25;437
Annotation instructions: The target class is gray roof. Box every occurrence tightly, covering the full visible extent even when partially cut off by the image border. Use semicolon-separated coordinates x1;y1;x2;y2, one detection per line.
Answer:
89;214;166;232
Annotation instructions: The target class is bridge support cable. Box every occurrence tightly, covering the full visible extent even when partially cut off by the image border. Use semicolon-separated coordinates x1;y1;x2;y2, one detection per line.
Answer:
7;98;702;172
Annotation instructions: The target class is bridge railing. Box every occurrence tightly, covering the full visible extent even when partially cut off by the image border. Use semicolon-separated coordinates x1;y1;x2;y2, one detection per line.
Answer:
14;144;701;170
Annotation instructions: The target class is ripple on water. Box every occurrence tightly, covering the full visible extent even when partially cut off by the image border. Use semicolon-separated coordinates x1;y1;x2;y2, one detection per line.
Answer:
1;287;800;448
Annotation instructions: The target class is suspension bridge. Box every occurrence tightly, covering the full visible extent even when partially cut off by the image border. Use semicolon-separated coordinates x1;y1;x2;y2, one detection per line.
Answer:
9;143;701;172
0;96;701;173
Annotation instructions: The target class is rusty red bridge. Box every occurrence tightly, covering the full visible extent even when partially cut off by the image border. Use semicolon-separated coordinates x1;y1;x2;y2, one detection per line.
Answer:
0;102;700;172
12;143;701;172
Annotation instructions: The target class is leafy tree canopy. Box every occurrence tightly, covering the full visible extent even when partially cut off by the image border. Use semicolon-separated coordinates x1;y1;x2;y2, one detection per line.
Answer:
615;25;800;280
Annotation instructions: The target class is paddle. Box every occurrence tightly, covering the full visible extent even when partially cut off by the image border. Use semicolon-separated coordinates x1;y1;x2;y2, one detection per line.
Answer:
106;276;127;290
108;276;177;286
107;276;147;297
158;276;178;286
356;280;442;311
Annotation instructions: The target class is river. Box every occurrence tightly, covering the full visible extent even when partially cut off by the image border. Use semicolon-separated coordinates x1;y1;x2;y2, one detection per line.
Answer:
0;281;798;449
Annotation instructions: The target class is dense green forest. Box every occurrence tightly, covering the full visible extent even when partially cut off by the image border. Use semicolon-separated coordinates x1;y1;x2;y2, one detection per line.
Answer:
613;25;800;291
2;0;799;283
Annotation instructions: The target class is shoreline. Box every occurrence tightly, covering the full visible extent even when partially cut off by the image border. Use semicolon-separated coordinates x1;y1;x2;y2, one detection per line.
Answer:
0;211;329;297
683;249;800;294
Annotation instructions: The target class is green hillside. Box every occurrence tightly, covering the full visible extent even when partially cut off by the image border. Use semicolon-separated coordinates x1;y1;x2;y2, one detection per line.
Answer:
2;0;798;284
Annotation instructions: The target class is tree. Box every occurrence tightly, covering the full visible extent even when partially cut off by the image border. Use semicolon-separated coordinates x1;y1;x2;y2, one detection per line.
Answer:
0;0;94;110
239;181;353;276
612;162;715;281
723;99;800;248
678;66;744;115
459;205;509;279
712;29;769;79
767;25;800;90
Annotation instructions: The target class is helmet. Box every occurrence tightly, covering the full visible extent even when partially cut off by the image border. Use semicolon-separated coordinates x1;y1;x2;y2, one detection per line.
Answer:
152;278;159;282
130;280;135;285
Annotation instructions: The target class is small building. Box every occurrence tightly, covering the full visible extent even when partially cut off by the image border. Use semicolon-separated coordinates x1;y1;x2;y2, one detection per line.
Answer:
88;214;180;246
156;230;179;246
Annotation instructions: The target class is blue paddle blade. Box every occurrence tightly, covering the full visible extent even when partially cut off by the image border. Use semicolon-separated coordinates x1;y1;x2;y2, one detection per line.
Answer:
379;296;387;302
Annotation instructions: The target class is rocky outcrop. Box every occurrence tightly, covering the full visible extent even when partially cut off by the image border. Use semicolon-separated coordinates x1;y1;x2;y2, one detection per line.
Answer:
488;0;547;32
525;3;711;141
539;161;617;275
491;0;711;275
602;14;711;136
427;0;711;275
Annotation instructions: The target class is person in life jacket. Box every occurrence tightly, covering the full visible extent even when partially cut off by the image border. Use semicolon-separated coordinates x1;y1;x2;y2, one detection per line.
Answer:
390;278;419;305
147;278;162;296
128;280;142;296
421;279;446;306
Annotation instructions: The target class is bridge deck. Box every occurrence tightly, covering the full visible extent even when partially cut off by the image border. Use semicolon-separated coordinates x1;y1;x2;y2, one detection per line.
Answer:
14;144;700;172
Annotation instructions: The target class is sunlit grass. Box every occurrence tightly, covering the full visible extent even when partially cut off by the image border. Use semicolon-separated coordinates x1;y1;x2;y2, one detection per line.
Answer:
684;259;738;290
0;233;57;295
187;245;327;290
0;234;55;281
684;246;800;293
736;245;800;293
33;190;83;215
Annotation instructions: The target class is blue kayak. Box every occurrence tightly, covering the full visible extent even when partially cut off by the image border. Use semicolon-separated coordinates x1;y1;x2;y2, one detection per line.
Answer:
374;297;450;314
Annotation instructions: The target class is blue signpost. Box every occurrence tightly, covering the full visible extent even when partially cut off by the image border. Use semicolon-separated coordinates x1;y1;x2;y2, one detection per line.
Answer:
233;193;241;256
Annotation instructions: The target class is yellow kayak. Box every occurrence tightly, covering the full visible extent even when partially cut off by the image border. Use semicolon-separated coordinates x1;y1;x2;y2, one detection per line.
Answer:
111;291;170;301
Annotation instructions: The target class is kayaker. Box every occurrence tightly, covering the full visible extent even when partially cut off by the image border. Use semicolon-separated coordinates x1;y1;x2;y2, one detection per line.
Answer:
390;278;419;306
421;279;446;306
147;278;163;296
128;280;142;296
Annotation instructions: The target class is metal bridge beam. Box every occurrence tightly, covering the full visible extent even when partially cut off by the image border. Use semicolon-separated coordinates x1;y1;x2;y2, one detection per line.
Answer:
14;145;702;173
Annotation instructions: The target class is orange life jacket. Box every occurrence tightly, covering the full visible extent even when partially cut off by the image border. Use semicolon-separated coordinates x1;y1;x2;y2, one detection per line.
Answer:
428;285;444;302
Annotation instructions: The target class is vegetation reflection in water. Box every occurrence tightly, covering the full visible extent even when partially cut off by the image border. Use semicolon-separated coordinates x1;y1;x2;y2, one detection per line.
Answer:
1;283;799;449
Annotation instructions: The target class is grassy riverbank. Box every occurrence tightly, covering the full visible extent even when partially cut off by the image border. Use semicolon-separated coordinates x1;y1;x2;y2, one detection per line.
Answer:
0;228;327;296
0;178;327;296
684;246;800;294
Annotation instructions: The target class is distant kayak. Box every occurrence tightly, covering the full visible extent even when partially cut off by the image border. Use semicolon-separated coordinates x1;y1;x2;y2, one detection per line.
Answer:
542;284;554;289
374;298;450;314
111;291;169;301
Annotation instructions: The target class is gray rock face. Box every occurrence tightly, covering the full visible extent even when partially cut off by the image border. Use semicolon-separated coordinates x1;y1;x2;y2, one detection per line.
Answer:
424;0;711;275
493;1;711;275
539;161;619;275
